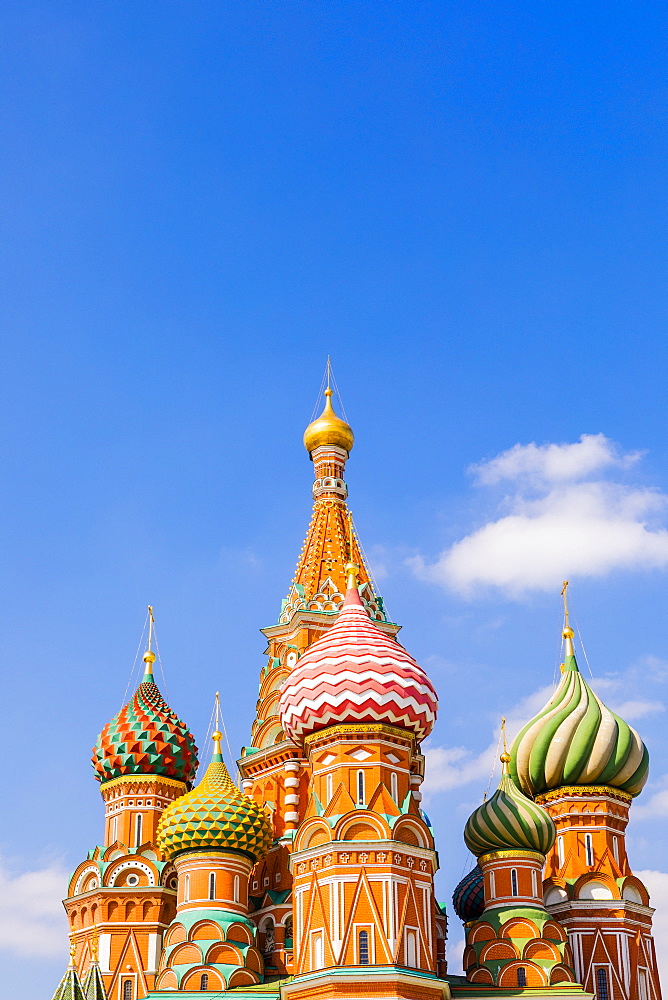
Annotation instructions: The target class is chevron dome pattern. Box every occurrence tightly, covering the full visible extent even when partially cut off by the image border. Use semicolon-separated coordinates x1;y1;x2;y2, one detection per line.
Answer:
510;650;649;798
156;755;272;862
464;764;556;858
278;587;438;741
92;675;198;786
452;865;485;923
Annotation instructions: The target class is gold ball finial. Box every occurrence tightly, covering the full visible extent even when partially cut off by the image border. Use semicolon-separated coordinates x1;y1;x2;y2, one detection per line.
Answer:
212;730;222;741
562;626;575;639
500;752;511;764
304;390;354;455
143;650;156;664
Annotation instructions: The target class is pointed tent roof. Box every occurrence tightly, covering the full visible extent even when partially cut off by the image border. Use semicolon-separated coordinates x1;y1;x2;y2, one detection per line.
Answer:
82;963;108;1000
52;947;86;1000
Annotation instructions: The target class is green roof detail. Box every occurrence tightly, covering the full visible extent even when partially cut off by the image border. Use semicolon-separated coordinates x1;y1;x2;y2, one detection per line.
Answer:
511;644;649;798
51;963;86;1000
83;963;108;1000
464;757;556;857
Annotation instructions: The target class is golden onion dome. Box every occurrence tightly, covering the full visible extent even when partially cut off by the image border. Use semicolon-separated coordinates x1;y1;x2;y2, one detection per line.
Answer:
303;389;354;455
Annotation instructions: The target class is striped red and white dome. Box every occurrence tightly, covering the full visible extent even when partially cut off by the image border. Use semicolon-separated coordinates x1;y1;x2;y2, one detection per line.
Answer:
278;587;438;741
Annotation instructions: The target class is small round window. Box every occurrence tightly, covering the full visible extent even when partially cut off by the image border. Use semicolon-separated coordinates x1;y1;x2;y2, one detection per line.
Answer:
126;874;139;886
88;878;99;890
168;876;178;889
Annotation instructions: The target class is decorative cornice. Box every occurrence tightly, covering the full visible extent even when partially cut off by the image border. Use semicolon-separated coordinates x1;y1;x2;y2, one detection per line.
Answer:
304;723;415;747
100;774;187;794
536;785;632;805
478;849;545;864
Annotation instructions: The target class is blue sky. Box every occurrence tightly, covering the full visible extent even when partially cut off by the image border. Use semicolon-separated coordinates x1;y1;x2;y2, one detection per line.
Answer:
1;2;667;996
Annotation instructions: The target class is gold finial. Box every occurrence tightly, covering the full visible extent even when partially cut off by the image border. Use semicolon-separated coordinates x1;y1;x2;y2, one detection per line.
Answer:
344;512;359;590
69;933;77;966
303;361;354;455
561;581;575;657
143;605;157;667
91;926;99;963
212;693;223;756
500;717;511;773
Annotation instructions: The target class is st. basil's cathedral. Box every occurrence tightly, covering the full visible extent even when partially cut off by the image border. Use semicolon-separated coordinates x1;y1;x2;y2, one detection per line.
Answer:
54;385;663;1000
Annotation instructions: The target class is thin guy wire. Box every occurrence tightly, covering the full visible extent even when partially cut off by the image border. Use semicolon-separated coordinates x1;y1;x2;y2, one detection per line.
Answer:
309;363;329;421
119;610;150;711
329;365;349;422
151;622;170;702
351;515;392;623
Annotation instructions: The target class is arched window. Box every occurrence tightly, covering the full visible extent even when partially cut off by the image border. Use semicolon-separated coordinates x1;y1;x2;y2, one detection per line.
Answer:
200;973;209;991
531;869;537;896
208;872;216;900
263;918;275;956
284;915;293;948
313;932;324;969
557;835;565;867
517;968;527;988
110;815;118;843
357;770;365;806
510;868;518;896
488;870;495;897
233;875;240;903
326;773;333;804
123;981;133;1000
406;930;417;967
612;837;619;863
585;833;594;867
358;929;370;965
134;813;143;848
596;968;609;1000
183;874;190;902
390;772;398;803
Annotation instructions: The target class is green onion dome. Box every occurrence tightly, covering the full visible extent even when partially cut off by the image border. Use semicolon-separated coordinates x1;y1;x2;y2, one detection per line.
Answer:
156;732;273;862
92;652;198;786
464;754;556;858
510;627;649;799
452;866;485;923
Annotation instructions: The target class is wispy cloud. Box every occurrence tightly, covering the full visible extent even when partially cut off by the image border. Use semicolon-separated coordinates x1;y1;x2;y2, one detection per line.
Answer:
413;435;668;596
633;775;668;821
0;858;69;958
422;684;553;797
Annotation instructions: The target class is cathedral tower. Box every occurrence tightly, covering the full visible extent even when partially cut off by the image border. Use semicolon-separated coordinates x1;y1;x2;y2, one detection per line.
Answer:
154;727;272;992
65;612;198;999
510;587;662;1000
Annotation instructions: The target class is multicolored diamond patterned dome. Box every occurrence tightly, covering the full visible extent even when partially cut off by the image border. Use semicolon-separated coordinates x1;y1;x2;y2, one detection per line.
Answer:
510;629;649;799
92;656;199;786
156;734;273;862
464;754;556;858
452;866;485;923
278;585;438;741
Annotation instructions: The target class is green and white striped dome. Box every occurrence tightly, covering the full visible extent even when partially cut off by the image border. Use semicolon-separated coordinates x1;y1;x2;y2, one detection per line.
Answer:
464;754;556;858
510;630;649;799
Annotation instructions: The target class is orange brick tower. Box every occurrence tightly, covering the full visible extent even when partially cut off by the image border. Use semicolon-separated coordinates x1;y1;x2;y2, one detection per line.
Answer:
461;748;582;988
275;556;447;1000
510;585;662;1000
153;726;273;992
238;377;398;978
65;611;198;999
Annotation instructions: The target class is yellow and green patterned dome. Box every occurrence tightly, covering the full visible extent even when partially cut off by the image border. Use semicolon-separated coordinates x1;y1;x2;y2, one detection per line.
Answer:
510;625;649;799
464;754;556;858
157;732;272;862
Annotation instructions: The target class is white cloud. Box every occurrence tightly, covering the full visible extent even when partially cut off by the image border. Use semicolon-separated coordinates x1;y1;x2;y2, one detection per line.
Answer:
609;699;664;720
0;859;69;958
423;684;553;797
414;436;668;596
635;870;668;987
634;775;668;821
472;433;640;486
